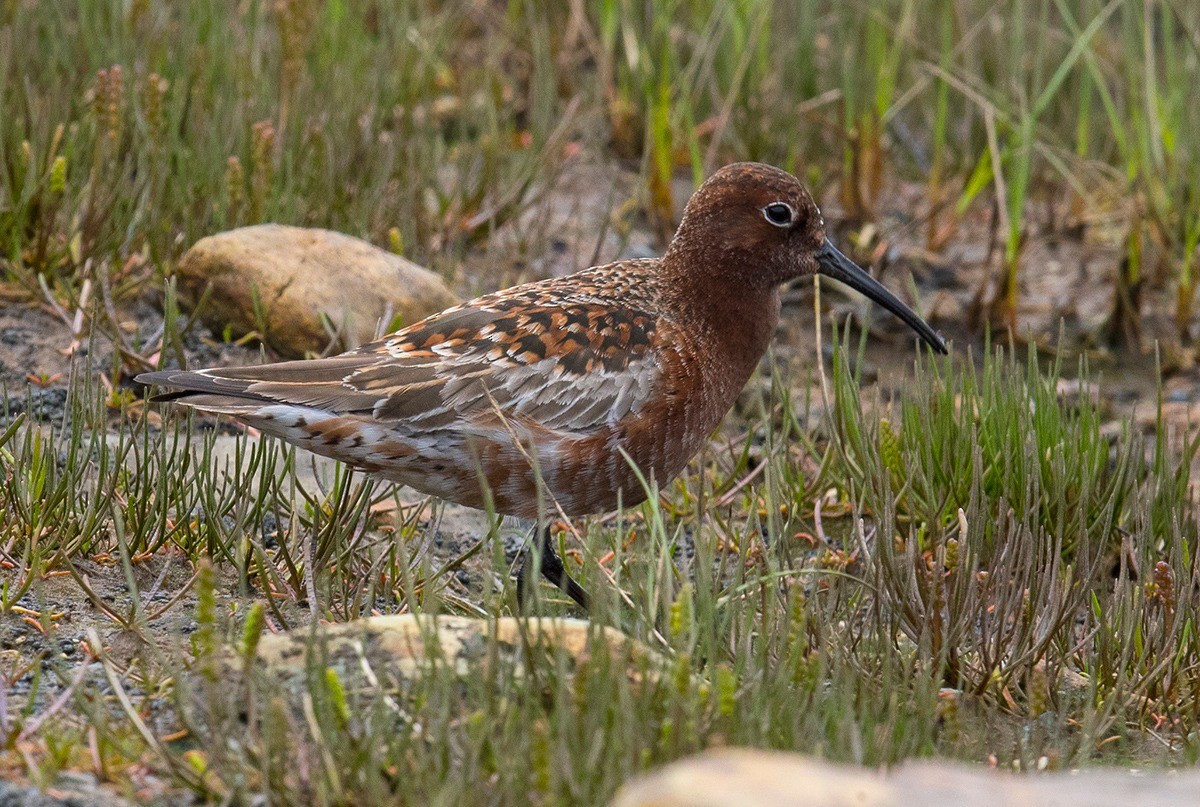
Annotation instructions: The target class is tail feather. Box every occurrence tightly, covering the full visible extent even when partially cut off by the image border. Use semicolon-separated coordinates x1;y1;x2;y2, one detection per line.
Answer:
136;369;265;404
138;370;343;431
156;393;276;417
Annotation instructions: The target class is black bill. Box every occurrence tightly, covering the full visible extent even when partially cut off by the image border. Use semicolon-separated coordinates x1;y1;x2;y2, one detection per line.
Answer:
816;240;947;354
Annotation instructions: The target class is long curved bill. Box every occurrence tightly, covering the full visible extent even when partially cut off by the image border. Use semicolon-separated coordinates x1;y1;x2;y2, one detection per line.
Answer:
816;240;947;354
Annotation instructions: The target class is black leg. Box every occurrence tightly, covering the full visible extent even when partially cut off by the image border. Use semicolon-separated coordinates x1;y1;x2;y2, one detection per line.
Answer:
516;524;590;612
516;536;537;608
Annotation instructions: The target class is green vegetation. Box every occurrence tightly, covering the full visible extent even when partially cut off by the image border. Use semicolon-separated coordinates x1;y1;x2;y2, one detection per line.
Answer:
3;341;1199;801
5;2;1199;340
3;1;1200;803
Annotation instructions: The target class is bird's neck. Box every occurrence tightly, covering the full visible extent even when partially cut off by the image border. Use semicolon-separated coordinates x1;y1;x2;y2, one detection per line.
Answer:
660;254;781;389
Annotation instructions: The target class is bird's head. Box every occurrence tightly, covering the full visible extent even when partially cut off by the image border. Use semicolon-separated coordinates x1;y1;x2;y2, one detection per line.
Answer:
667;162;947;354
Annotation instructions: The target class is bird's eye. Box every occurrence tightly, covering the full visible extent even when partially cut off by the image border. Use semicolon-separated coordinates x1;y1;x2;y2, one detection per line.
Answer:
763;202;795;227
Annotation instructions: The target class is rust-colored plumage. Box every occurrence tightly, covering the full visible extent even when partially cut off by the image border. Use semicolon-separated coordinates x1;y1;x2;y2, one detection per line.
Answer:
140;163;946;608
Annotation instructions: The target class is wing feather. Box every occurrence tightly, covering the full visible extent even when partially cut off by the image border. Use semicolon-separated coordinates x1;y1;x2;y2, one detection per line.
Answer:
139;293;661;434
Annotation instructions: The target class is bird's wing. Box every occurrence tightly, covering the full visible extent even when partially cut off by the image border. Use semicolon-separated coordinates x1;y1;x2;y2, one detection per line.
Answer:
139;297;661;434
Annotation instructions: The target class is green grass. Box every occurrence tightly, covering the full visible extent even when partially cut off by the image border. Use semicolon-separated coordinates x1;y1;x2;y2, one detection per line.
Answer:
4;1;1200;803
4;2;1199;340
4;342;1200;801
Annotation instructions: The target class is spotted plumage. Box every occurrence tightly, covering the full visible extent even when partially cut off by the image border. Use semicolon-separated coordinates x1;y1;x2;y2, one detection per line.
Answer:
139;162;946;607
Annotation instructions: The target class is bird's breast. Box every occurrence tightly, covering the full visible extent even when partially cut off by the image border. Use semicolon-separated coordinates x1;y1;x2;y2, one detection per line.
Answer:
543;326;758;515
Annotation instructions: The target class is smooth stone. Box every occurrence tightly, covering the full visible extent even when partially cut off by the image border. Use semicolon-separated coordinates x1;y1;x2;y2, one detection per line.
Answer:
223;615;662;689
611;748;1199;807
176;224;459;358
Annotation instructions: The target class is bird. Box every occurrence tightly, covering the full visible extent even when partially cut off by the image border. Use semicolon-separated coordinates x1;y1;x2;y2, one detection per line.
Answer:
138;162;946;611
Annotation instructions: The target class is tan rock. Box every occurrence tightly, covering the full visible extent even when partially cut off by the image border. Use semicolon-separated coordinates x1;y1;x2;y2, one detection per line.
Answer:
176;224;458;357
612;748;1200;807
226;615;662;692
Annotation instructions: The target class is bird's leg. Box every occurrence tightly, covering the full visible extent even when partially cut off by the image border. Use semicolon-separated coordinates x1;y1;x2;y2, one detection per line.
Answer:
515;530;538;609
516;523;590;612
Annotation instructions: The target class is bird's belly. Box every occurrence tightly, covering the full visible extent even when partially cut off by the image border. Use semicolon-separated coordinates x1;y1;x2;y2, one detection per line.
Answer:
242;400;722;519
377;416;707;518
546;396;721;516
